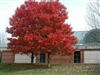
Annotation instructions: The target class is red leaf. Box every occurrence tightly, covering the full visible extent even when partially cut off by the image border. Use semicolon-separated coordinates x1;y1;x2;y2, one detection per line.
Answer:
6;0;77;57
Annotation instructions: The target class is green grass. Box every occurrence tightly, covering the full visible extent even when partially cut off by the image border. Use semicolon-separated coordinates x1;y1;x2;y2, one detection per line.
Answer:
0;63;100;75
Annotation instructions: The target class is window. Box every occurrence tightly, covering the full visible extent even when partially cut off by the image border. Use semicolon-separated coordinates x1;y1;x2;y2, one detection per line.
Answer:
40;53;45;63
74;51;80;63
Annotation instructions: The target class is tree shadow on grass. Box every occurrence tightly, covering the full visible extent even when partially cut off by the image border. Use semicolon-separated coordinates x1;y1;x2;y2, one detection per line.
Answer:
0;63;49;73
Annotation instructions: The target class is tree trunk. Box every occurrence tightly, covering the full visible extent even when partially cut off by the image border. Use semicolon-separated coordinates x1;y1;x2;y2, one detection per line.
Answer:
47;52;50;67
31;52;34;64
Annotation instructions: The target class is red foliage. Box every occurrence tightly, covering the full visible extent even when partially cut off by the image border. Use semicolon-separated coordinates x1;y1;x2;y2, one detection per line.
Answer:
6;0;77;55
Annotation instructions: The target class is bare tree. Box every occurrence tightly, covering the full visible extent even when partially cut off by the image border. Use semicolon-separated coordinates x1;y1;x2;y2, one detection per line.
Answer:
0;32;8;45
84;0;100;44
86;0;100;29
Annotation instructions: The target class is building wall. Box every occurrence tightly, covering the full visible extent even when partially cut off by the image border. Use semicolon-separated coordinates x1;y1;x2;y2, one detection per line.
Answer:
80;50;84;63
1;48;100;64
50;55;74;64
15;54;31;63
36;54;74;64
0;52;2;63
83;49;100;63
2;51;14;63
14;53;36;63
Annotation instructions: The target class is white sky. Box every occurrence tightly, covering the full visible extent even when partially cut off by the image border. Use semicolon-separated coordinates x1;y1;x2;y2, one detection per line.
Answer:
0;0;88;33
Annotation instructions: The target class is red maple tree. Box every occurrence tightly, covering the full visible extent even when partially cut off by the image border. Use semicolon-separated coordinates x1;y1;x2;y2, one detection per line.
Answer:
6;0;77;67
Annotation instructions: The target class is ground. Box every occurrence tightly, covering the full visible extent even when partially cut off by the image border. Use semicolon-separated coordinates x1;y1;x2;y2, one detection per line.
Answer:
0;63;100;75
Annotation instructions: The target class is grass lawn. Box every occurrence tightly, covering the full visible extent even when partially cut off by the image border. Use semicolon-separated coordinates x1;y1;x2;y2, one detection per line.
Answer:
0;63;100;75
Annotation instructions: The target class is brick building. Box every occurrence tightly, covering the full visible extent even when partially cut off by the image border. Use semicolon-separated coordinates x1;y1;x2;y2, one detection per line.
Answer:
0;29;100;64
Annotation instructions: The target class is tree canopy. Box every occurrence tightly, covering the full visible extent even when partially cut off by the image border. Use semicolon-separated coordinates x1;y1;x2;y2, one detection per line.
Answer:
6;0;77;60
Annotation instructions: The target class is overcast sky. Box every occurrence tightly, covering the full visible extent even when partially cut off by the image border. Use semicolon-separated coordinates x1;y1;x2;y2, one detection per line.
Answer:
0;0;88;33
